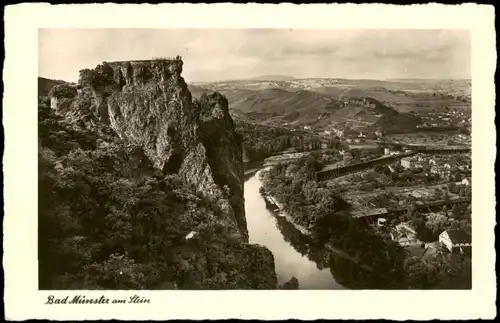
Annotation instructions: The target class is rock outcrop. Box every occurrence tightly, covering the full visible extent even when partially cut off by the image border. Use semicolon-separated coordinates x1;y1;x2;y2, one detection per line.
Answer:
73;58;248;240
46;58;276;289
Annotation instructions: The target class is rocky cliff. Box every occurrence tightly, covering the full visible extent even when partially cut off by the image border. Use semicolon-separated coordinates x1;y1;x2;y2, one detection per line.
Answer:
67;59;248;240
42;58;276;289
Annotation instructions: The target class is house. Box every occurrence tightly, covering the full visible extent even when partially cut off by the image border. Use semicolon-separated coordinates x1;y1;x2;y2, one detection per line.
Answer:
377;218;387;226
323;130;332;136
439;229;471;253
431;165;451;178
332;128;344;137
461;177;471;186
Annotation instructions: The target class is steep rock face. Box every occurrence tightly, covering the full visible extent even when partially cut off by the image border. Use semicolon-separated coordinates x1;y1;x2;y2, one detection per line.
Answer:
194;92;246;238
75;59;247;240
74;60;256;242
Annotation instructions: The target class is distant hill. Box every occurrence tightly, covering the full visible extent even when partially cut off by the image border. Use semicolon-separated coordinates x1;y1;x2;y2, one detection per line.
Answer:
38;77;68;96
189;77;469;134
187;84;211;99
208;86;422;134
219;87;339;125
250;75;296;81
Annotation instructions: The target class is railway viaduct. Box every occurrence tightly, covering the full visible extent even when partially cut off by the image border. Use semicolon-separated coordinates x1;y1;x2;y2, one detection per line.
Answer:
316;152;416;181
353;197;471;222
316;143;470;182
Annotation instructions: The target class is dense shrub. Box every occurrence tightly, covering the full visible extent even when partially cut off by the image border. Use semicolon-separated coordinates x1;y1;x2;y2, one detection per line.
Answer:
38;104;275;290
49;84;77;100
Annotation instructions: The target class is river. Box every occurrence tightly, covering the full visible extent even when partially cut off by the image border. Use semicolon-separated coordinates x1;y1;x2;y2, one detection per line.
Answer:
244;165;346;289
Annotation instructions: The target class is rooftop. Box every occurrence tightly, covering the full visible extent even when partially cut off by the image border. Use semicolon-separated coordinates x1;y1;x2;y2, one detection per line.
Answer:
445;229;471;244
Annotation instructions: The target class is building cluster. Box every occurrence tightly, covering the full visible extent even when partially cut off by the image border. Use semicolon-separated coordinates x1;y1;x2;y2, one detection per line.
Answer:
430;163;452;178
383;220;471;255
415;109;471;129
398;153;471;181
341;97;377;109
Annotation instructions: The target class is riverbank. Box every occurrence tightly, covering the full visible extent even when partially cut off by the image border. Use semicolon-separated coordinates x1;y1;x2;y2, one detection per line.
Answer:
244;169;345;289
264;194;373;268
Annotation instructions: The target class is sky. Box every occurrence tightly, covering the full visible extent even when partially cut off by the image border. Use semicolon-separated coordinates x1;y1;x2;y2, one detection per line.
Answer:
39;29;471;83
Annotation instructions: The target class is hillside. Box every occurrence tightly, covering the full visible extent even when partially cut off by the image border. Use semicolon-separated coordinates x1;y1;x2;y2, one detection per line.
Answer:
195;78;471;115
39;60;277;290
190;84;422;134
218;88;341;125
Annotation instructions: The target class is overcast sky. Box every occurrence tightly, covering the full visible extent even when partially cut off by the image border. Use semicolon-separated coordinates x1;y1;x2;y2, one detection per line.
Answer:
39;29;471;83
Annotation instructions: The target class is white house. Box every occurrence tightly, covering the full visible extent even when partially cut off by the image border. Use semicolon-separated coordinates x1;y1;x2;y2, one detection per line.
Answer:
377;218;387;227
332;128;344;137
439;229;471;253
461;177;471;186
324;130;332;136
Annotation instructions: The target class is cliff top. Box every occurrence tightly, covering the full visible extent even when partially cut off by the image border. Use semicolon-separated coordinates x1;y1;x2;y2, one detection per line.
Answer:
106;56;182;65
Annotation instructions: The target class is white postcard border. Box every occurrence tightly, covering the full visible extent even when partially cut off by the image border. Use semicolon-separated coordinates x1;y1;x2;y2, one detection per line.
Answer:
3;3;497;320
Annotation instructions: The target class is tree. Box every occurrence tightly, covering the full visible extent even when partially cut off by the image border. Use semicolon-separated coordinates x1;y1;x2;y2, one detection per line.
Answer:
408;202;418;217
443;192;450;203
365;171;378;182
48;84;77;100
451;204;464;219
434;187;443;198
279;276;299;289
